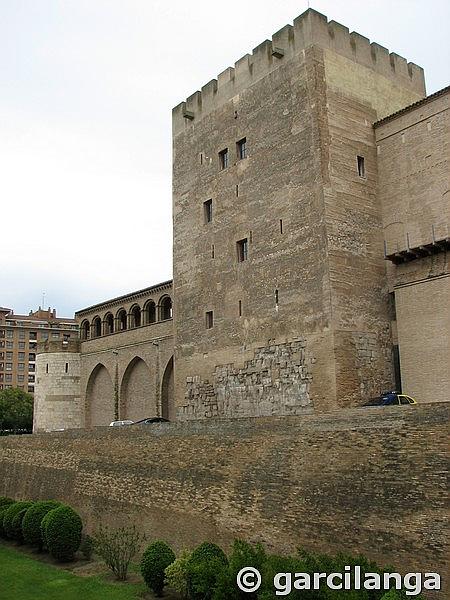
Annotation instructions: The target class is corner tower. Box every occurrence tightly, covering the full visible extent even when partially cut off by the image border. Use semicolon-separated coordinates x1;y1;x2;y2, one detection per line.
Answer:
33;339;82;432
172;9;426;418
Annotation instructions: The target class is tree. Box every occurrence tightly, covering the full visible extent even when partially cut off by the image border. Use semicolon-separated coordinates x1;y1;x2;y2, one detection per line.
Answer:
0;388;33;433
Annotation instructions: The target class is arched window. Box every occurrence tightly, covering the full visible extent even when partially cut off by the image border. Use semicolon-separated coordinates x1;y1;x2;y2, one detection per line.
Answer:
130;305;141;328
81;320;90;340
117;308;127;331
104;313;114;335
92;316;102;338
144;300;156;324
160;296;173;321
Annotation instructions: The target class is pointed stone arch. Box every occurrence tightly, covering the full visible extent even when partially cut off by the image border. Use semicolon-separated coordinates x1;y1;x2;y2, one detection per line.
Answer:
120;357;154;421
161;356;175;420
86;363;114;427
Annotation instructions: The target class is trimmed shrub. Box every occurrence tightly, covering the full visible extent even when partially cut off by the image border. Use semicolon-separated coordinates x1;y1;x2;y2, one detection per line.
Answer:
3;501;33;540
186;542;229;600
93;524;144;580
42;505;82;561
0;500;15;538
213;540;267;600
22;500;61;550
164;549;192;599
80;533;94;560
141;540;176;597
0;496;14;507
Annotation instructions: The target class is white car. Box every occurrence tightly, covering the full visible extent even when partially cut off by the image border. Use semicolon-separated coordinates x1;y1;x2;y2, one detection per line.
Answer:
109;420;134;427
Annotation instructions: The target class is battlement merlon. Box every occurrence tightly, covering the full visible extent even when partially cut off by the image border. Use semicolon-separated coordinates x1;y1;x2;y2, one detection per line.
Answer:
172;9;425;136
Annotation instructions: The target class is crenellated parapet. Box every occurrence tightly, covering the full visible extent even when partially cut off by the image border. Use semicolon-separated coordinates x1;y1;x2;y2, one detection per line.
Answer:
173;9;425;136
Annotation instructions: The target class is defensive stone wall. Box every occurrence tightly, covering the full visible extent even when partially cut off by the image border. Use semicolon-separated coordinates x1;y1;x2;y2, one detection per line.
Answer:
173;9;425;135
1;403;448;592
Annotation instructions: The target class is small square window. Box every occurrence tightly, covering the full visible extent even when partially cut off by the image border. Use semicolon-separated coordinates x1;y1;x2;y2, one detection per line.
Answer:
357;155;365;178
219;148;229;170
237;238;248;262
203;199;213;223
237;137;247;160
205;311;214;329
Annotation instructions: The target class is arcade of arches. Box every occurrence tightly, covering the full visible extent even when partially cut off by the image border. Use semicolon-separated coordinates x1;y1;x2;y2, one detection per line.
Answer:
85;355;174;426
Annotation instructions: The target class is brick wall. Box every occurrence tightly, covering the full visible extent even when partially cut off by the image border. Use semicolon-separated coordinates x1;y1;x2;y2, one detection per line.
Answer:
0;403;448;591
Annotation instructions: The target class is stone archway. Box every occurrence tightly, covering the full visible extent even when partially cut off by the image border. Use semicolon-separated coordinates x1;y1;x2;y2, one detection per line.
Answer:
86;364;114;427
161;356;175;421
120;357;154;421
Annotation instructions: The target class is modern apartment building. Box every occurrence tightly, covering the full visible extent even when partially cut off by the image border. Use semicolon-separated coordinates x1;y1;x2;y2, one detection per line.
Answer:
0;307;78;394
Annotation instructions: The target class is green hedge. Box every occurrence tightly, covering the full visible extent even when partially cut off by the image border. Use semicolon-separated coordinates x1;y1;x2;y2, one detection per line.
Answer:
141;540;176;596
22;500;61;550
2;501;33;541
0;501;15;537
42;505;82;561
186;542;228;600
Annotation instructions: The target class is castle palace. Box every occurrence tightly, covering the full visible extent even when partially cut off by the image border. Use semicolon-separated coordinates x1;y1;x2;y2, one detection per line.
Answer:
33;9;449;432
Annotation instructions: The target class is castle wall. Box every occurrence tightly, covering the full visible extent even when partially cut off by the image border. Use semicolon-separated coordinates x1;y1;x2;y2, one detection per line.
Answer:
80;322;174;426
33;340;82;432
1;403;448;589
172;9;426;417
375;89;450;403
173;44;336;418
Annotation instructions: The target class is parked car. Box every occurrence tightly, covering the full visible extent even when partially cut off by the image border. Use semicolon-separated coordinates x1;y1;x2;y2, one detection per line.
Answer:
362;391;417;407
109;420;134;427
132;417;169;425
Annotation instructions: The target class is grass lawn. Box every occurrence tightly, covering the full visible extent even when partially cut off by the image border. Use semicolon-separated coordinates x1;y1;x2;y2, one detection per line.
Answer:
0;544;148;600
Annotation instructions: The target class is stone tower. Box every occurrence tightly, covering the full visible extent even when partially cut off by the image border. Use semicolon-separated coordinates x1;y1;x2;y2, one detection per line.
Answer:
172;9;426;418
33;339;82;432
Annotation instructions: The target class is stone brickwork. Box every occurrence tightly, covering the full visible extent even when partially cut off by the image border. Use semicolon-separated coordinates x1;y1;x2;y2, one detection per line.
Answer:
1;404;448;594
33;340;82;432
375;87;450;403
181;339;313;419
172;9;426;415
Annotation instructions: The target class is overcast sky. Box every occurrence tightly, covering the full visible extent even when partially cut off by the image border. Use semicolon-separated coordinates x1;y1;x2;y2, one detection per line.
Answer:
1;0;448;317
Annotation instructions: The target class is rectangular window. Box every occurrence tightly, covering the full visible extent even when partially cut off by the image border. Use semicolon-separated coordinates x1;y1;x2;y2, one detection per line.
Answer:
65;363;69;373
18;375;24;382
280;219;283;234
205;311;214;329
18;363;25;371
235;184;239;197
18;352;25;360
7;331;14;339
237;238;248;262
27;385;34;393
28;375;35;383
41;332;49;340
18;342;25;349
29;353;36;362
6;352;12;360
51;332;59;338
238;300;242;317
29;332;37;340
211;244;215;259
357;155;365;178
237;137;247;160
203;199;213;223
5;363;12;371
6;341;13;349
219;148;229;170
5;374;12;382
